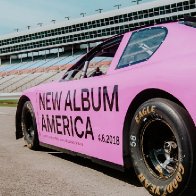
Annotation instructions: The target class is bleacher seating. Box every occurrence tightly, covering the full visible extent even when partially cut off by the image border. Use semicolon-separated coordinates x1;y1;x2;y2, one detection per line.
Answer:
0;51;81;92
0;50;111;93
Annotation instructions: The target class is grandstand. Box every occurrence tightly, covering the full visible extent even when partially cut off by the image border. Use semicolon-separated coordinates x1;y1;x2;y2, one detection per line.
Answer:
0;0;195;93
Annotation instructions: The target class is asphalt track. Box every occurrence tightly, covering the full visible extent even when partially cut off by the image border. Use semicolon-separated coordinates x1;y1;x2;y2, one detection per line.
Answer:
0;107;150;196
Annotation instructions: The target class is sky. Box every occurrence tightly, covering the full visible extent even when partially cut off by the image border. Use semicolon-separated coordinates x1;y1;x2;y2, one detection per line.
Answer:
0;0;153;35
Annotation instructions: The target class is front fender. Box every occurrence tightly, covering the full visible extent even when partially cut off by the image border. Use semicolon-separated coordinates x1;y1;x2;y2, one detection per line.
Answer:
15;95;30;139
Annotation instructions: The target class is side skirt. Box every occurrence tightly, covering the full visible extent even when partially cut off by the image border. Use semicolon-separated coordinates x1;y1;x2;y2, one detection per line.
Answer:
40;142;124;172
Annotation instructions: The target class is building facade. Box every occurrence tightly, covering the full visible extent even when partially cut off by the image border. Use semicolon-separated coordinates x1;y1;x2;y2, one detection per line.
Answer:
0;0;195;63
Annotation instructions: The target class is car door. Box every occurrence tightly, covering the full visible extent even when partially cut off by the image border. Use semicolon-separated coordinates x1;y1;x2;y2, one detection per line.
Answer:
36;34;127;165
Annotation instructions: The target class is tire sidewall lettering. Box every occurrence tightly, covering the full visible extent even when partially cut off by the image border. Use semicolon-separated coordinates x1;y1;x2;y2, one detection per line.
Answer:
130;99;194;195
135;105;156;124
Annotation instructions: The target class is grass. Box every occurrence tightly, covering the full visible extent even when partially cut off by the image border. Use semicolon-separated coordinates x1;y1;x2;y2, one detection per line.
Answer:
0;99;18;107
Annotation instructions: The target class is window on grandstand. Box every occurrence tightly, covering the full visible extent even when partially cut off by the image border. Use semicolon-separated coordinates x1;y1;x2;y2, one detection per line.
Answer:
117;27;167;69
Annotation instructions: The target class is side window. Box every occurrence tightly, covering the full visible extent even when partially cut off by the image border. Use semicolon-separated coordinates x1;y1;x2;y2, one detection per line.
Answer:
65;35;123;81
72;47;117;80
86;43;120;78
86;56;113;77
117;27;167;69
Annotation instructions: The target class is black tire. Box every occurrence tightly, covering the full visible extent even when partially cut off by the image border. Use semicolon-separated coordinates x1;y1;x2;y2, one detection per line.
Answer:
130;98;196;196
21;101;39;150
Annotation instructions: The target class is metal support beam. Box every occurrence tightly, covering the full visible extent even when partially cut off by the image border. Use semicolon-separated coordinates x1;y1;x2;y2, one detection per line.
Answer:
45;50;46;61
72;45;74;56
87;43;90;53
57;48;60;58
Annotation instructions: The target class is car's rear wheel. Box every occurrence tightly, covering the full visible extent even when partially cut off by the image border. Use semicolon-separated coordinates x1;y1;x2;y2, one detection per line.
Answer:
130;98;196;195
21;101;39;150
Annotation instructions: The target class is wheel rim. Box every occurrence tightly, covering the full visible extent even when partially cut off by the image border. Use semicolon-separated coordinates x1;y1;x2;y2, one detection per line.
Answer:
141;118;179;179
24;110;34;141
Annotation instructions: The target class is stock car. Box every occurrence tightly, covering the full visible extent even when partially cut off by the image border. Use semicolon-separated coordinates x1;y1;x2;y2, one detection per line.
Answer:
15;18;196;196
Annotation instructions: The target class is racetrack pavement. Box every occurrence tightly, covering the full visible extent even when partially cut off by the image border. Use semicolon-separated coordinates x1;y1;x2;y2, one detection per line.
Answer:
0;107;150;196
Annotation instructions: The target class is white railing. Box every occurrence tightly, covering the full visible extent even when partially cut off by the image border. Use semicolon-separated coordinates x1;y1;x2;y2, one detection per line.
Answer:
0;92;21;100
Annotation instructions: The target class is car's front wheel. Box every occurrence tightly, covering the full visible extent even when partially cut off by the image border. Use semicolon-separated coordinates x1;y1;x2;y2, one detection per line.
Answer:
130;98;196;196
21;101;39;150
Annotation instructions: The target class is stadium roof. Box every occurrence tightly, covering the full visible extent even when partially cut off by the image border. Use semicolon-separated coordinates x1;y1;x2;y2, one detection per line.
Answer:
0;0;190;39
0;0;195;57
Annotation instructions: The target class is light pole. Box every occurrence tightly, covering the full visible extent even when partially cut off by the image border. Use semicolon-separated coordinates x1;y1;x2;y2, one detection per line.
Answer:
114;4;121;9
37;22;43;27
80;12;86;17
95;8;103;13
51;19;56;24
65;16;70;20
132;0;142;5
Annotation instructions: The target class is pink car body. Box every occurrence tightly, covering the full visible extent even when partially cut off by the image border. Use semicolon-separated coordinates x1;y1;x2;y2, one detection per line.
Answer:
16;22;196;168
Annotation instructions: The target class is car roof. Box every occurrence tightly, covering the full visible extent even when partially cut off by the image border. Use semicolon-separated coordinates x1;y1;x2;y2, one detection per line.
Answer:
66;16;196;73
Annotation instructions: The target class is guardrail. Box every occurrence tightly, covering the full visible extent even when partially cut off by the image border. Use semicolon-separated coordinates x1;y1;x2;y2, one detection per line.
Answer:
0;93;21;100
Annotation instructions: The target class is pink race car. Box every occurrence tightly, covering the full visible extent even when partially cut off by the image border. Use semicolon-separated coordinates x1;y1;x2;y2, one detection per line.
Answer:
16;19;196;196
